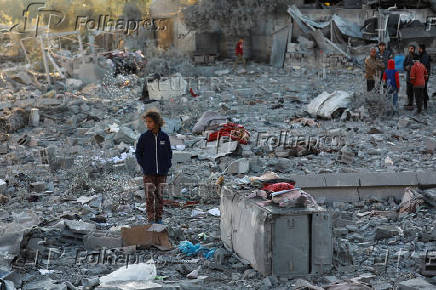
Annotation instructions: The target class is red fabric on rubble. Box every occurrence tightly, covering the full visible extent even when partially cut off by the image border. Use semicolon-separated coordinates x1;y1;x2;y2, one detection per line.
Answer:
190;88;199;97
261;183;295;192
207;122;250;145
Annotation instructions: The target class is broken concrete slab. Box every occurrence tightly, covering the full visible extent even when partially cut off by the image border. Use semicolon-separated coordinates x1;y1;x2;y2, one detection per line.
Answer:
173;151;192;163
358;172;419;187
323;173;360;187
0;179;6;194
64;220;96;235
148;74;187;101
23;279;66;290
66;78;84;91
398;278;435;290
0;108;28;133
163;117;182;134
417;172;436;188
307;91;352;119
83;230;122;250
29;182;46;193
375;225;400;240
113;127;138;145
192;111;227;135
288;174;327;188
227;158;250;174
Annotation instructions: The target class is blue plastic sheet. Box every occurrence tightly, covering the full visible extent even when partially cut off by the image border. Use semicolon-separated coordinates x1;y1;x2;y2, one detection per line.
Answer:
394;55;405;72
178;241;216;259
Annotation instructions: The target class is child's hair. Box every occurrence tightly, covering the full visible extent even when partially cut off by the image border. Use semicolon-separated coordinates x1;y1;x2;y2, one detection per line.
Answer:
142;109;164;128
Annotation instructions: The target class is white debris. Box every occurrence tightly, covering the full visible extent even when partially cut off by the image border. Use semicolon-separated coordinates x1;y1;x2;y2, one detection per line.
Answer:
100;261;157;284
307;91;352;119
208;208;221;217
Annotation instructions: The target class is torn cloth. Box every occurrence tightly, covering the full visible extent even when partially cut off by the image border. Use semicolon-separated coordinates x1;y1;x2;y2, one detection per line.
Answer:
287;5;363;38
207;122;250;145
261;182;295;192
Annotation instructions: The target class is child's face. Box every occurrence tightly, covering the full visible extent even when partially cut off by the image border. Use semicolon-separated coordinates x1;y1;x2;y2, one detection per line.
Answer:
145;117;156;130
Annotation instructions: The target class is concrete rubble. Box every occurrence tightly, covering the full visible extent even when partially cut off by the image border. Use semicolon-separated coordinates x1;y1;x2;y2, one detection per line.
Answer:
0;2;435;289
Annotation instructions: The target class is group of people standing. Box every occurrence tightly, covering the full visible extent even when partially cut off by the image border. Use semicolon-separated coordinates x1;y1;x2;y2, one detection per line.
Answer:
365;42;431;115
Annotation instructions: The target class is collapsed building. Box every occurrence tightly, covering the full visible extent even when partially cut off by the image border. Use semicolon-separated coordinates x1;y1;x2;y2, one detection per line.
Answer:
0;0;435;289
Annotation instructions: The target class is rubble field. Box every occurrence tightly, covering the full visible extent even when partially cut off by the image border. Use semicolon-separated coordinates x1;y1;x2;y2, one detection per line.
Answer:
0;57;436;290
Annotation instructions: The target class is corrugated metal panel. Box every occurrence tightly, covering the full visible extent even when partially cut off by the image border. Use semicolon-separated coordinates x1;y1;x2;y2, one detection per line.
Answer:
272;215;310;276
311;211;333;274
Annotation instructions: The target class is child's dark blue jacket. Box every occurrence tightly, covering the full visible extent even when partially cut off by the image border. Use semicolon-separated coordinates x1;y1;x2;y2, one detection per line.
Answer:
135;129;172;175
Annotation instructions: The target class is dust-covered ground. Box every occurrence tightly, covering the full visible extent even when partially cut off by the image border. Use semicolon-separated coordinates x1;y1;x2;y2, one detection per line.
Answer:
0;58;435;289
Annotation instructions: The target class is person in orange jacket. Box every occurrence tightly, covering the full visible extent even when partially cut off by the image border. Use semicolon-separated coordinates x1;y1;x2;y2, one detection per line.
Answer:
410;58;429;115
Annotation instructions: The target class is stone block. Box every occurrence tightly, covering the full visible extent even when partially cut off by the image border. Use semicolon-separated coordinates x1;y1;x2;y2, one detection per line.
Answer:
228;158;250;174
83;230;122;250
358;172;418;187
417;171;436;187
173;151;192;163
324;173;360;187
358;186;413;201
289;175;327;188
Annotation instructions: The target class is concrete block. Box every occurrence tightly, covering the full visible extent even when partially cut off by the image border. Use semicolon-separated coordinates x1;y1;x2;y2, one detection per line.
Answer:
83;230;122;250
323;173;360;187
289;175;327;188
357;186;412;201
0;179;6;194
358;172;418;187
417;171;436;187
173;151;192;163
0;144;8;154
59;157;74;169
311;188;360;203
64;220;96;235
30;182;46;193
228;158;250;174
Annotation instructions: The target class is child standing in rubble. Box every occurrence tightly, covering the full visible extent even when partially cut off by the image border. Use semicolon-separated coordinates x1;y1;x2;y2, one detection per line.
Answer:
383;59;400;115
135;110;172;224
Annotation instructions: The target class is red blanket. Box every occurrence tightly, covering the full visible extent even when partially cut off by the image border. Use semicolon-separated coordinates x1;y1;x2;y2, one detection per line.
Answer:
262;183;295;192
207;122;250;145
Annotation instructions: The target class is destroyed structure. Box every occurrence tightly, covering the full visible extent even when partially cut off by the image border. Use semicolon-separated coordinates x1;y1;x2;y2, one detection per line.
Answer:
0;0;435;289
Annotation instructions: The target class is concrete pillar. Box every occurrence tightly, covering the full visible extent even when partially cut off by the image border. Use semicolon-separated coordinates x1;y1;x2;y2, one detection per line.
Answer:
29;108;40;127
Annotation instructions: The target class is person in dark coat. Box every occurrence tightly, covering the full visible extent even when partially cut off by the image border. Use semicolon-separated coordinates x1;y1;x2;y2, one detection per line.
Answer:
418;44;431;103
404;45;416;109
135;110;172;224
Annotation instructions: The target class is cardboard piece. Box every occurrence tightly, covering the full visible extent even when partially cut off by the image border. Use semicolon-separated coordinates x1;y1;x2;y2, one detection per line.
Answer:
121;224;172;251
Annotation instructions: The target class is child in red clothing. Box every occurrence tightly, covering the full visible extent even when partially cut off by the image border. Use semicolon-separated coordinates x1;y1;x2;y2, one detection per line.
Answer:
233;38;246;69
382;59;400;115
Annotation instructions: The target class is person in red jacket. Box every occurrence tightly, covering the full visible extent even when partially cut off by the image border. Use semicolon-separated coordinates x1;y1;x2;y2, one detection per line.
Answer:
410;58;429;114
233;38;246;69
383;59;400;115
